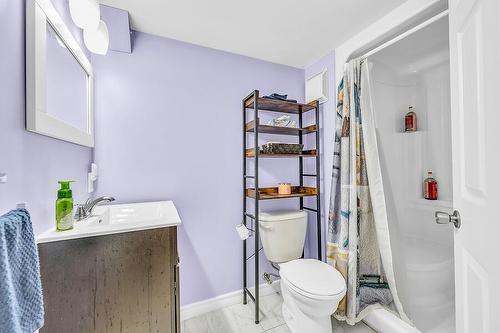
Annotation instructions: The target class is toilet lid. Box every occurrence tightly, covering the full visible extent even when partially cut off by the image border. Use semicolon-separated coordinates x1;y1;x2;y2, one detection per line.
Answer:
280;259;345;297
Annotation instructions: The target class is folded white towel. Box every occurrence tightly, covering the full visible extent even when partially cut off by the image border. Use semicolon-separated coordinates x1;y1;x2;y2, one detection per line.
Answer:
267;115;298;128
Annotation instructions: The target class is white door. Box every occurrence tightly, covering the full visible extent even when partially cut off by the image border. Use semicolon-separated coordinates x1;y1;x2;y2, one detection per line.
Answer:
449;0;500;331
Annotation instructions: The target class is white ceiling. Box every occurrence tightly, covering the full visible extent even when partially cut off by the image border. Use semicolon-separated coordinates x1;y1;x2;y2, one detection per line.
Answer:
101;0;407;68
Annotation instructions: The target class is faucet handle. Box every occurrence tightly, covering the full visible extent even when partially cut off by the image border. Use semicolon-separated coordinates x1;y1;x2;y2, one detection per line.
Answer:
74;204;87;221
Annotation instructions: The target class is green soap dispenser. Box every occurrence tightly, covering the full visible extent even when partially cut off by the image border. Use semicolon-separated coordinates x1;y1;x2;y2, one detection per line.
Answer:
56;180;76;231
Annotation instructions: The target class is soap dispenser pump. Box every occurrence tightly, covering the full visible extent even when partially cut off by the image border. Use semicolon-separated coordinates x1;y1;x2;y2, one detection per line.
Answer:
56;180;76;231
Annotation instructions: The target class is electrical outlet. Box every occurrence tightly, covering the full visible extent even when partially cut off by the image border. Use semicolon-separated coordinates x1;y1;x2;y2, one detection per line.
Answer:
87;163;97;193
88;173;94;193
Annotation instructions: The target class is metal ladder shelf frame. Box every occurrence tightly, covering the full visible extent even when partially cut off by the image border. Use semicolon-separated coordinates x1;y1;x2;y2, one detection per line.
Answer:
242;90;322;324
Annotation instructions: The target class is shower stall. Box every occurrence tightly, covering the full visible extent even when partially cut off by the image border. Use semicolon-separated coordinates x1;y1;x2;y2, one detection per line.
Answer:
362;15;455;333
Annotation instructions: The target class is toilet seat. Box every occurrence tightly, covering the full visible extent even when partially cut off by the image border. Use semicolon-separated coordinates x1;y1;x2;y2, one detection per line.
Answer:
280;259;346;300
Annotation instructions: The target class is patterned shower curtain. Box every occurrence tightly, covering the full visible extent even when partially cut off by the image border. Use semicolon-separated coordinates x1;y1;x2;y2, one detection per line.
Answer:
326;59;409;325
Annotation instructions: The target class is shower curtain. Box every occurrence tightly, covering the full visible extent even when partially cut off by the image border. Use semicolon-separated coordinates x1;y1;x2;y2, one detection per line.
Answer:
327;59;410;325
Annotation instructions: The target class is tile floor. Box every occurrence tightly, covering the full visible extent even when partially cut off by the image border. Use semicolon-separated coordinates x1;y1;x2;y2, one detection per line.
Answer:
182;290;376;333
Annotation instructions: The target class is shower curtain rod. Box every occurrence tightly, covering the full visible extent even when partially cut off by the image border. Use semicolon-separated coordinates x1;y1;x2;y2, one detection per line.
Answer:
359;9;449;61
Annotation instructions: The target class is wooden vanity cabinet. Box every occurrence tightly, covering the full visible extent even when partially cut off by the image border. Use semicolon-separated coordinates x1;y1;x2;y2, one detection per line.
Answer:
38;227;180;333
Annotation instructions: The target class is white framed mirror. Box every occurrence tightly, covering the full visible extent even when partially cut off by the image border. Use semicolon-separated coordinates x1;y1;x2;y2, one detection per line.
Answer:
26;0;94;147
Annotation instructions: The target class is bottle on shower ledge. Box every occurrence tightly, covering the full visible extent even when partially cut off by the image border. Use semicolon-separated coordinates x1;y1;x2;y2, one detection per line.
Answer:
423;171;438;200
405;106;417;132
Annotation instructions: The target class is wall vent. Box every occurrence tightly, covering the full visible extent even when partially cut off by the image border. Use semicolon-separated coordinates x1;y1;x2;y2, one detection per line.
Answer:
305;69;328;104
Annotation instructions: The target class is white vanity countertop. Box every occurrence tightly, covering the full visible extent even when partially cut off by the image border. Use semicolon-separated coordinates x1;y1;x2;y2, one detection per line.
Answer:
36;201;181;244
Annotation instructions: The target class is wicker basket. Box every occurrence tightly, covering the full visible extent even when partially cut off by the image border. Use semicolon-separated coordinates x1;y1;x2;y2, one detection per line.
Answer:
262;142;304;155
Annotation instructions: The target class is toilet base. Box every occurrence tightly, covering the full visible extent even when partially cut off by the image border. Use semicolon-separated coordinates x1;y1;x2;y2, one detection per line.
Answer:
278;259;346;333
282;299;333;333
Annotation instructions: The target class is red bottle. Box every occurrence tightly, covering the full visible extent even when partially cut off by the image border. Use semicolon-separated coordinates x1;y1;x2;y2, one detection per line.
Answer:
405;106;417;132
423;171;438;200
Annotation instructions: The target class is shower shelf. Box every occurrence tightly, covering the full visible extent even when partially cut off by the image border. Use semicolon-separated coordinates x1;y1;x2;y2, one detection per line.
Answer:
242;90;321;325
414;198;452;208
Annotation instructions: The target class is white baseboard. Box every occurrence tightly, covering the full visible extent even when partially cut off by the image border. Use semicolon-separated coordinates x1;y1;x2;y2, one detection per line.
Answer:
180;280;281;321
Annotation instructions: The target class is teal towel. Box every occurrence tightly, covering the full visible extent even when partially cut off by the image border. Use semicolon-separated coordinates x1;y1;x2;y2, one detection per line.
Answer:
0;209;44;333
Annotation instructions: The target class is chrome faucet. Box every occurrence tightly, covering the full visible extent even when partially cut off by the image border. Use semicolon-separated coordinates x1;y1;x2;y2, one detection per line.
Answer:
75;196;115;221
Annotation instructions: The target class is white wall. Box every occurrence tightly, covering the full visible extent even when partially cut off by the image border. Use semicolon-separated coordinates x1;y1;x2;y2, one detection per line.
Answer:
369;58;454;331
332;3;454;329
370;60;453;241
335;0;446;83
369;61;416;313
328;0;447;240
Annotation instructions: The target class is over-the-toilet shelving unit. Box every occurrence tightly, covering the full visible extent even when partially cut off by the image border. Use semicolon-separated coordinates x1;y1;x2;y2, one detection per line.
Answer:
242;90;322;324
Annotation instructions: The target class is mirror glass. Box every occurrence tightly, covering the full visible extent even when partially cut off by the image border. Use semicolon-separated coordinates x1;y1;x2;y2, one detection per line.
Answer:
45;24;88;132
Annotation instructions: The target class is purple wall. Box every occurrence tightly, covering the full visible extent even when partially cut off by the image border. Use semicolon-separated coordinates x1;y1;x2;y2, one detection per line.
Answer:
92;31;306;305
0;0;92;235
1;0;335;308
100;5;131;53
1;0;336;309
304;52;336;259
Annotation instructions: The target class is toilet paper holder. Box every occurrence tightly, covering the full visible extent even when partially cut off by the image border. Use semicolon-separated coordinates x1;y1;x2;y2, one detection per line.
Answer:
236;222;254;240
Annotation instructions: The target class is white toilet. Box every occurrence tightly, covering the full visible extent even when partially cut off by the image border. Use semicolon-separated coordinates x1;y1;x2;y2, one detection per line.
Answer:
259;210;346;333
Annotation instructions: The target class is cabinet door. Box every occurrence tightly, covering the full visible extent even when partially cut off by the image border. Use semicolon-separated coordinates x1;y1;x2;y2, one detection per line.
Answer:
39;227;178;332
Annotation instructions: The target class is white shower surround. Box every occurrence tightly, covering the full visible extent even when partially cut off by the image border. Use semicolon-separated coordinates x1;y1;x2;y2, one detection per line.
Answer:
368;40;455;332
332;0;453;332
358;61;410;325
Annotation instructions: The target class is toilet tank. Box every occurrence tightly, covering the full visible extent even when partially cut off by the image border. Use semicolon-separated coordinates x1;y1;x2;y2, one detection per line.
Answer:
259;210;307;263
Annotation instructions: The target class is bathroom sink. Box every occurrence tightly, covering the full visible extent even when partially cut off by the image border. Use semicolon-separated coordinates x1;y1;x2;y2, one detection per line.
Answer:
90;201;178;227
36;201;181;244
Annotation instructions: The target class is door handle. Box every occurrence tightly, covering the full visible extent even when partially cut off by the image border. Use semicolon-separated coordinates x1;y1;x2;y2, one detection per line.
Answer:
435;210;461;229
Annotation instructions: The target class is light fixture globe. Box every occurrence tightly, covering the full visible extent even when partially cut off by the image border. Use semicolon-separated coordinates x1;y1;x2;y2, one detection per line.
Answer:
84;20;109;55
69;0;100;30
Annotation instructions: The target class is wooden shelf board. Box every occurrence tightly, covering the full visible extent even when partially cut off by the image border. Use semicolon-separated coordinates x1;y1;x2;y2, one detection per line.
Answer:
245;148;317;158
246;186;318;200
245;120;317;135
245;96;316;114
